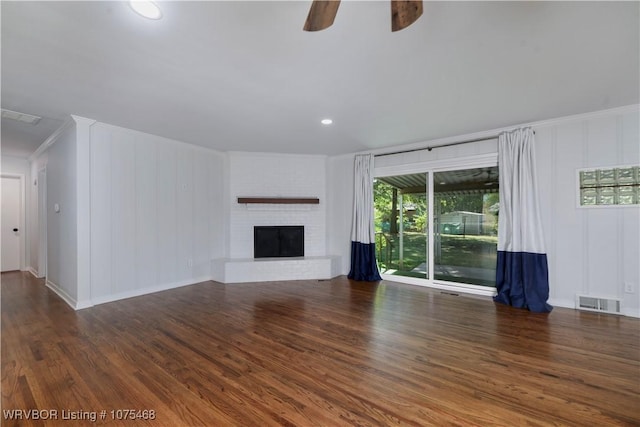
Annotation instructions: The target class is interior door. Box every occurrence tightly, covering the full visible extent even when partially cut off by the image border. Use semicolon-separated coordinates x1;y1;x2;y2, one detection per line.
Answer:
1;176;21;272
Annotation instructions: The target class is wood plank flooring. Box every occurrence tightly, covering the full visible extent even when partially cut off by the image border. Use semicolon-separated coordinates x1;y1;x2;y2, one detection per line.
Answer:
2;271;639;426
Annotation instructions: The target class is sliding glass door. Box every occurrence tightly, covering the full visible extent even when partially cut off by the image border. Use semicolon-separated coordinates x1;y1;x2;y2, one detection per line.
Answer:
374;164;499;289
433;167;499;287
374;173;428;279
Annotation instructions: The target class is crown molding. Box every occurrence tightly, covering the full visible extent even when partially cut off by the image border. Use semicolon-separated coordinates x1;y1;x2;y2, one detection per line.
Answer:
70;115;97;127
27;115;99;161
29;117;75;161
367;104;640;158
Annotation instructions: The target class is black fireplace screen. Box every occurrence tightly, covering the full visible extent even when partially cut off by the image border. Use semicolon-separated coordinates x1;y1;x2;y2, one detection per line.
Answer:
254;226;304;258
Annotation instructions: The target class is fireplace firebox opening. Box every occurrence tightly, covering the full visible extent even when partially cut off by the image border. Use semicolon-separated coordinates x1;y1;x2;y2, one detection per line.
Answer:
254;226;304;258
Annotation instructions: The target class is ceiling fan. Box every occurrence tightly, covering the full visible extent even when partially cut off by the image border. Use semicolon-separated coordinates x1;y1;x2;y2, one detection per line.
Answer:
304;0;424;32
471;167;499;185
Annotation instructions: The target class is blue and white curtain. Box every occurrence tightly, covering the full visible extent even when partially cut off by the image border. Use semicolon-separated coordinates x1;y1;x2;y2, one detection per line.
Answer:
494;128;552;312
348;154;382;282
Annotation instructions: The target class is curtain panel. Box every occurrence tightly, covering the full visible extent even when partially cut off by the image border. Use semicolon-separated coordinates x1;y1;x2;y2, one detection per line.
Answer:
495;128;552;312
348;154;382;282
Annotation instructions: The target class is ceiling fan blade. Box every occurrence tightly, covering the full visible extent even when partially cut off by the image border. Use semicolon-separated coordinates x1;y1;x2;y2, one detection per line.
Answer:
391;0;423;32
304;0;341;32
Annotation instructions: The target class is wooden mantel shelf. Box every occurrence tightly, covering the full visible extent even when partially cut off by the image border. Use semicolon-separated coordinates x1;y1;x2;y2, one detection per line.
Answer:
237;197;320;204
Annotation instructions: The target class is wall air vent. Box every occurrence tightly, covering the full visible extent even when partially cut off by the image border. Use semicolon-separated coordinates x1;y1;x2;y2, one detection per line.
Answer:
576;295;621;315
1;108;41;125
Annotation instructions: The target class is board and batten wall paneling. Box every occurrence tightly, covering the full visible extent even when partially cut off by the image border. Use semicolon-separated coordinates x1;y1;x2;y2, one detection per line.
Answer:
111;128;136;296
540;122;586;303
29;158;44;275
586;117;621;298
90;122;224;305
620;114;640;316
331;106;639;317
135;135;158;289
195;152;222;276
156;143;178;286
44;122;78;302
176;147;194;283
326;154;354;275
90;123;112;301
535;109;639;316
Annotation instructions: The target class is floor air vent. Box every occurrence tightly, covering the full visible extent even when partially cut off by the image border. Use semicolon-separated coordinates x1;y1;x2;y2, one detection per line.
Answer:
576;295;621;315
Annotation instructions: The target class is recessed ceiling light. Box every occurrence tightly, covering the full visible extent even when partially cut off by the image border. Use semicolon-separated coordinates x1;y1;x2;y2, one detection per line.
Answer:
321;119;333;125
129;1;162;20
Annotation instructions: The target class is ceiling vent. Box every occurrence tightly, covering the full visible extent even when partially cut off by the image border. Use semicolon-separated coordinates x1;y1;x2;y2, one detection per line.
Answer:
576;295;621;315
1;108;41;125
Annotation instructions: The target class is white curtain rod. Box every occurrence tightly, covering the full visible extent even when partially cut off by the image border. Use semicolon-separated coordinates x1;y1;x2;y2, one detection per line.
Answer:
374;130;535;158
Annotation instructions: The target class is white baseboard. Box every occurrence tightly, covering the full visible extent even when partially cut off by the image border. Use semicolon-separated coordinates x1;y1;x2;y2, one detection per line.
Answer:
47;276;213;310
75;299;94;310
547;298;575;310
90;276;213;306
26;267;39;278
548;298;640;318
46;279;81;310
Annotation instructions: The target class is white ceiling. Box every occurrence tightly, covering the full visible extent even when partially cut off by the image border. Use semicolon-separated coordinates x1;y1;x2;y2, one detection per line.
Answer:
1;1;638;158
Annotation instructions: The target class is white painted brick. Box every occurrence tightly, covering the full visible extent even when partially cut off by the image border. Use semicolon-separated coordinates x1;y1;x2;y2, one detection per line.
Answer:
211;256;341;283
228;152;327;259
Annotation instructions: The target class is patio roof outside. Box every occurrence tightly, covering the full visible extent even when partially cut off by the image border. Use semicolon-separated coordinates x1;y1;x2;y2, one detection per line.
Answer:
376;167;499;195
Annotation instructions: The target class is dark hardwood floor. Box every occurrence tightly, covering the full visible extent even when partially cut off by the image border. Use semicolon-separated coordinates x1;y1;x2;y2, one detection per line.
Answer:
2;271;639;426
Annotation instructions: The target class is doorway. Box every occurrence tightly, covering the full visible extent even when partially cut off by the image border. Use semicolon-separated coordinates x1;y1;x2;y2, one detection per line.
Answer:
1;175;24;272
374;164;499;290
433;167;499;286
37;168;47;277
374;172;428;279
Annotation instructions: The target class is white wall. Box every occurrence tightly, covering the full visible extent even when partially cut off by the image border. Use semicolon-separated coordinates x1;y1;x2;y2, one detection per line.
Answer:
90;122;224;305
373;139;498;168
227;152;327;259
1;156;30;272
326;154;354;275
1;156;29;176
327;105;640;316
535;107;640;317
42;121;79;303
18;105;638;317
28;161;41;275
29;150;49;278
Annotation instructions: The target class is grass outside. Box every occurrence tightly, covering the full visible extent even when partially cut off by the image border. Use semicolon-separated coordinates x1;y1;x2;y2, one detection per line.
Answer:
437;234;498;269
376;232;498;285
